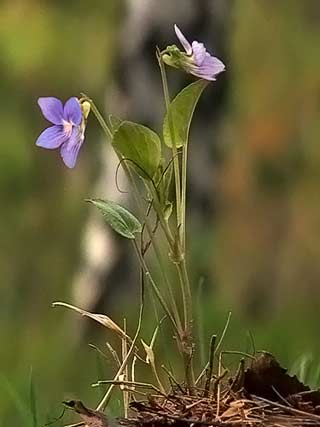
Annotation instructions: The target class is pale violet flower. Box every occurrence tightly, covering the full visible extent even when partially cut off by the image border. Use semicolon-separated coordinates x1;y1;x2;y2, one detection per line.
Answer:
36;97;85;168
162;25;225;81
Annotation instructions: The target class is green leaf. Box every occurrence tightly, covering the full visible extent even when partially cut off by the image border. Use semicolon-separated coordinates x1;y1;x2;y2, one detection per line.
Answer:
87;199;142;239
112;121;161;180
163;79;208;148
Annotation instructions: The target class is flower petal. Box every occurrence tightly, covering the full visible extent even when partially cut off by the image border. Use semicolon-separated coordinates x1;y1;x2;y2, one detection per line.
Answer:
60;126;84;168
204;54;225;75
174;25;192;55
36;125;69;149
38;97;64;125
191;41;206;65
189;54;225;80
63;97;82;125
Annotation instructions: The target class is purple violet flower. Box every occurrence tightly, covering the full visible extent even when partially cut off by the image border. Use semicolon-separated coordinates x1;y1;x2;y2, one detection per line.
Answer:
162;25;225;81
36;97;85;168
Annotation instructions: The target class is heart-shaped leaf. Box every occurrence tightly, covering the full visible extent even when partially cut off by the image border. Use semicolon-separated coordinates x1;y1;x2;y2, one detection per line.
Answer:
163;79;207;148
112;121;161;180
87;198;142;239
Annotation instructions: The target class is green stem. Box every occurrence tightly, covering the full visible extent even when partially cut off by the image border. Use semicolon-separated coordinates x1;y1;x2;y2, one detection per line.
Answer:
81;95;113;141
148;180;193;332
125;172;183;337
86;92;193;388
133;179;182;334
180;258;192;324
132;240;180;337
146;182;184;332
181;145;188;253
176;262;188;332
157;54;182;232
148;183;174;246
176;257;195;389
157;57;195;390
157;56;188;325
146;230;183;334
85;95;182;335
151;177;191;332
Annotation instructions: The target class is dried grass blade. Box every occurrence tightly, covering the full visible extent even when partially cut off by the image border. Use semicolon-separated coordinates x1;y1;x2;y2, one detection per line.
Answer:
52;301;131;342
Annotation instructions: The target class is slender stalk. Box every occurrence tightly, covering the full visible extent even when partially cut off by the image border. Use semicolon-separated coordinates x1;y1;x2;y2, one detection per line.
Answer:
86;96;174;266
147;275;181;385
122;319;129;418
197;277;206;366
157;56;195;390
216;352;222;418
155;255;182;333
203;335;217;397
148;183;174;247
94;380;164;396
176;263;188;331
86;96;182;335
96;261;145;411
161;365;184;392
145;179;187;329
154;60;190;327
195;312;232;385
181;145;188;252
157;54;182;231
142;211;182;333
147;179;195;389
180;259;192;324
134;180;182;333
81;94;113;141
87;92;194;388
95;315;142;410
132;240;180;337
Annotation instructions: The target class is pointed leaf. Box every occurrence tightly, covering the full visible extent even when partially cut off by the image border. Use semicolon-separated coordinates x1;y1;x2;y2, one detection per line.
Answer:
163;79;208;148
113;121;161;180
87;198;142;239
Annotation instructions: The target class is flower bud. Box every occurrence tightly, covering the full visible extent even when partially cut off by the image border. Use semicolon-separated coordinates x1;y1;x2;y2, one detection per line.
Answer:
80;100;91;120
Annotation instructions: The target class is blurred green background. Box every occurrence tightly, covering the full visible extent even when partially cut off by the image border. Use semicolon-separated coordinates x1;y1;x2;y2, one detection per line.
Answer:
1;0;320;425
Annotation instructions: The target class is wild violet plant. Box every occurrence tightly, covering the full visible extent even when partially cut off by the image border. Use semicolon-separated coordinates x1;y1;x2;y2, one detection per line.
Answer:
38;25;225;415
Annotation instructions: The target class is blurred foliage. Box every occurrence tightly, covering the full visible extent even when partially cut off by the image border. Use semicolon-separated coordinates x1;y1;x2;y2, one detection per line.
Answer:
0;0;123;424
1;0;320;425
215;0;320;321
